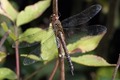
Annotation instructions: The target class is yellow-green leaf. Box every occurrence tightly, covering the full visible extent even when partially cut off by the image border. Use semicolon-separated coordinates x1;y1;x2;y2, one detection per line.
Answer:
71;55;114;66
0;68;17;80
67;33;105;53
0;0;18;21
16;0;51;27
1;22;16;41
0;51;6;62
67;25;107;54
19;26;58;63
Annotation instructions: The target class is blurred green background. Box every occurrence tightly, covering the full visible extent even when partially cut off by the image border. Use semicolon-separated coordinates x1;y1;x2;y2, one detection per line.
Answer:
0;0;120;80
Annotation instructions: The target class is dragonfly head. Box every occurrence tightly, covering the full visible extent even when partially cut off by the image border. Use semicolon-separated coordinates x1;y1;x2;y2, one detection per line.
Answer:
51;14;59;21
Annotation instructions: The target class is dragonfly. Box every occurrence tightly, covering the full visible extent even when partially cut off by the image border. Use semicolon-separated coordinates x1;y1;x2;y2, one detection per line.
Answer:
13;4;106;75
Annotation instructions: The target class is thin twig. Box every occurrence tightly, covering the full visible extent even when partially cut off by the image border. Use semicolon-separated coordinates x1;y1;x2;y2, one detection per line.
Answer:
1;1;20;79
53;0;58;17
112;54;120;80
14;25;20;80
59;52;65;80
51;0;65;80
0;30;10;49
58;40;65;80
49;59;59;80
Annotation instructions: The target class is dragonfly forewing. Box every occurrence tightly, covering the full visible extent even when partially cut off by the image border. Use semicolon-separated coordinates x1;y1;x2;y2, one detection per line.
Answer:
62;4;102;28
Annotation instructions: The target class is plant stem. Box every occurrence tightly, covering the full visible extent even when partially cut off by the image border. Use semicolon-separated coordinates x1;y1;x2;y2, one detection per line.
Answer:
15;41;20;79
112;54;120;80
58;41;65;80
59;52;65;80
51;0;65;80
53;0;58;17
14;25;20;79
0;30;10;49
49;59;59;80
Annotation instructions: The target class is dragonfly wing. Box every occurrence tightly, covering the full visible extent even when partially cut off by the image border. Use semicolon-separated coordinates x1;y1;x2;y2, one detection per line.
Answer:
64;25;107;53
23;31;58;65
12;27;53;48
61;4;102;27
85;25;107;35
64;25;106;43
12;41;39;48
63;25;88;43
23;46;41;65
40;33;58;62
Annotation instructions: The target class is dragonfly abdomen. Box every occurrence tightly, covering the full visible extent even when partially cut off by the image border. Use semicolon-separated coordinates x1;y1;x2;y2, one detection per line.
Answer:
65;53;74;76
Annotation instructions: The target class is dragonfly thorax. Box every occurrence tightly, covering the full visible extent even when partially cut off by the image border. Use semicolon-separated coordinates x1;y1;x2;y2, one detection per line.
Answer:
53;20;64;36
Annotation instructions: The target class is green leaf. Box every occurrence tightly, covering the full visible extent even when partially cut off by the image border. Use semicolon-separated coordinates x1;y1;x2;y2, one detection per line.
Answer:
0;68;17;79
0;0;18;21
21;54;41;61
19;26;58;62
0;51;6;62
1;22;16;41
71;55;114;66
16;0;51;27
67;25;107;54
18;27;53;43
67;33;105;53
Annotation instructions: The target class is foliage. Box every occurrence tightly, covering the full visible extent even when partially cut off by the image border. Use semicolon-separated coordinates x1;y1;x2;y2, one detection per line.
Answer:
0;68;17;80
0;0;119;80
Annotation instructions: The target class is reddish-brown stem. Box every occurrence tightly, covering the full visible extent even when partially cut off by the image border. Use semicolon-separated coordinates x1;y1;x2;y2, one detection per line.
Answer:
53;0;58;17
58;40;65;80
112;54;120;80
49;59;59;80
51;0;65;80
1;1;20;79
59;50;65;80
0;30;10;49
52;0;65;80
60;58;65;80
15;41;20;79
14;25;20;79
